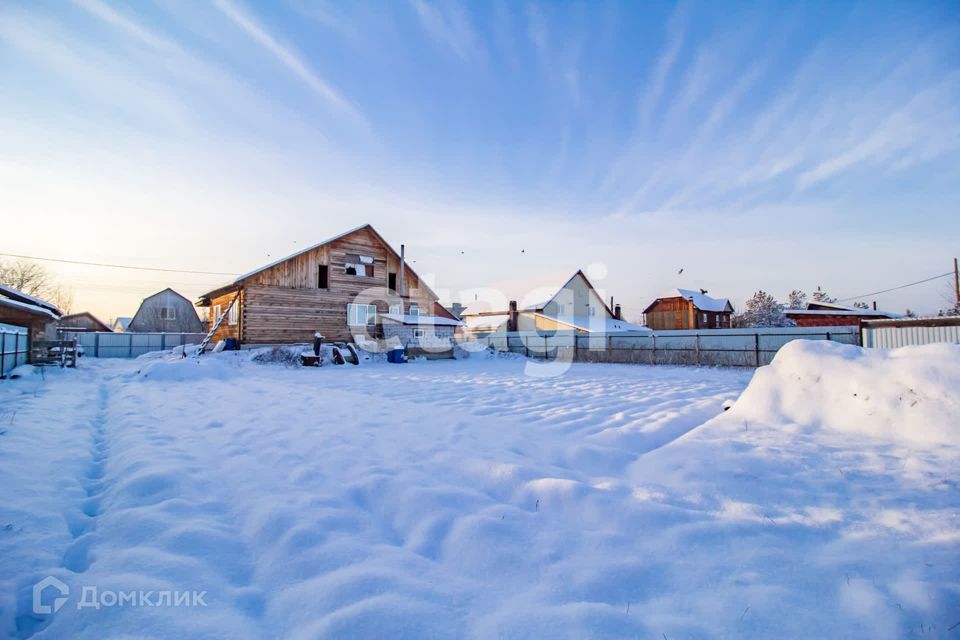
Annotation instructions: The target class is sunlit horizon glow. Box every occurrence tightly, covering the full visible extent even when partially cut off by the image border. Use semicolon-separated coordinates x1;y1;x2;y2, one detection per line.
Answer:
1;0;958;322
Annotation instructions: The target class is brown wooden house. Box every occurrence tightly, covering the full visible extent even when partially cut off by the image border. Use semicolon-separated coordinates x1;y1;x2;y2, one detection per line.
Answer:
784;301;900;327
643;288;734;330
58;312;112;333
196;224;456;345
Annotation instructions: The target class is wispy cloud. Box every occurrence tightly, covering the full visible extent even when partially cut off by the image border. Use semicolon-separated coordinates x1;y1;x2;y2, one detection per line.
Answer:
409;0;483;61
213;0;365;125
637;3;687;127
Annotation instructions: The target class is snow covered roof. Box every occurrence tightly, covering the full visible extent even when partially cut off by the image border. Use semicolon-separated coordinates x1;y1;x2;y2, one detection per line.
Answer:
463;314;509;331
0;284;63;317
521;271;617;317
785;308;901;318
381;313;462;326
114;317;132;330
536;314;651;334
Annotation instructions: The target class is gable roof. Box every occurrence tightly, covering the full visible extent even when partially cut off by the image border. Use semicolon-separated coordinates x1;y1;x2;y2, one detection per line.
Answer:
524;270;616;318
197;224;440;303
643;288;733;314
113;317;132;330
59;312;112;332
142;287;193;306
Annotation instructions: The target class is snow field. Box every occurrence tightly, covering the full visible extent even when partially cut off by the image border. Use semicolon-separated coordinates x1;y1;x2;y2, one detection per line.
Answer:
1;341;958;639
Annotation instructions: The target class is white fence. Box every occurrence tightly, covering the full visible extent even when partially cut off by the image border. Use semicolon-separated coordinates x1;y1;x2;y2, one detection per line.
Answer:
475;326;860;367
0;323;29;377
861;317;960;349
61;332;207;358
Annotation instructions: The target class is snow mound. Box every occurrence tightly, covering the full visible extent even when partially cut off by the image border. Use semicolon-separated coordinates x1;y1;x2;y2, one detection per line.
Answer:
728;340;960;446
133;355;239;382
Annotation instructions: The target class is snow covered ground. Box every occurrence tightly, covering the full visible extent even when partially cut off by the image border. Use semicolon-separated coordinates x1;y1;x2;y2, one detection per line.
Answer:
1;342;958;639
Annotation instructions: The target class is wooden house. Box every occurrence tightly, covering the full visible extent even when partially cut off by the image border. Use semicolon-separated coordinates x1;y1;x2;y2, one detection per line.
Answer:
643;288;733;330
0;284;62;342
112;317;132;332
462;270;647;335
196;224;456;345
129;289;204;333
58;312;112;333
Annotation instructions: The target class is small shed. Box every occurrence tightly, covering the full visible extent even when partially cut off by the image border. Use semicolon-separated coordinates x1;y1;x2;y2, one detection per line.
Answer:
112;317;132;332
643;288;734;330
0;284;62;342
129;288;203;333
381;313;462;357
784;302;900;327
59;312;112;333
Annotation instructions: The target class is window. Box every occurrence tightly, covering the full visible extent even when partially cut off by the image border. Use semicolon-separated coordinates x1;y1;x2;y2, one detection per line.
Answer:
389;303;402;315
213;304;221;324
344;254;373;277
408;304;419;317
413;328;425;338
588;305;596;317
228;303;239;326
160;307;176;320
318;265;328;289
702;313;708;325
388;272;397;291
347;303;377;326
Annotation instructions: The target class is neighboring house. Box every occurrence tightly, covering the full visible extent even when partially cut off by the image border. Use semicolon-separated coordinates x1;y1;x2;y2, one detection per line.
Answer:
112;317;132;332
58;312;112;333
196;224;457;345
0;284;62;342
381;313;463;356
444;302;467;320
462;270;648;335
643;288;734;330
784;301;900;327
129;288;203;333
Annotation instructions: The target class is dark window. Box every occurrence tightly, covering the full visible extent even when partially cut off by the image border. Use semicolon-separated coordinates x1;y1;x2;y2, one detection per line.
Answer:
318;265;328;289
388;272;397;291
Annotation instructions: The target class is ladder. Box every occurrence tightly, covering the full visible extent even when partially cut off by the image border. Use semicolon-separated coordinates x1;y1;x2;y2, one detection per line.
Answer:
196;291;240;356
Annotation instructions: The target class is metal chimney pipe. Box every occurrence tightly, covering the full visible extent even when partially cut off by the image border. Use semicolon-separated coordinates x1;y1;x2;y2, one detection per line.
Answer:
398;244;406;297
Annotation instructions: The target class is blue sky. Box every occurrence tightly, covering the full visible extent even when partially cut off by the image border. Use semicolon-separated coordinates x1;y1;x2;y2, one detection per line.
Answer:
1;0;959;320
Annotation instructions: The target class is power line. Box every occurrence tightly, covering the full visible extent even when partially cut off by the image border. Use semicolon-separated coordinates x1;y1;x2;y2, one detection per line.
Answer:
0;252;239;277
838;272;953;302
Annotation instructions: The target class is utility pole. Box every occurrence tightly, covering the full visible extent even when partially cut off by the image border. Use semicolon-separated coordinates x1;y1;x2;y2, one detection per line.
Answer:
954;257;959;306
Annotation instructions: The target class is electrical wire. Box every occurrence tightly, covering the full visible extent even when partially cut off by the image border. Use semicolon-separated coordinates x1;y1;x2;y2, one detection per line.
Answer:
0;252;239;277
838;272;953;302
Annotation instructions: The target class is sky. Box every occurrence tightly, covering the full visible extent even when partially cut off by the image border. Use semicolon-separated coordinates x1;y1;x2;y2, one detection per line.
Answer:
1;0;959;323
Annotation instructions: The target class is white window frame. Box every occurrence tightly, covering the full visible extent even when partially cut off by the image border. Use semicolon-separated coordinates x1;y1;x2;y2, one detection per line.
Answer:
408;304;420;317
228;303;239;326
347;303;378;326
389;303;402;315
344;254;374;277
213;304;222;324
587;305;596;317
160;306;176;320
413;328;425;338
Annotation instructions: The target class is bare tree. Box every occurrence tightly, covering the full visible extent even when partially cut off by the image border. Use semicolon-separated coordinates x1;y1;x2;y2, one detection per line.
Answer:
0;260;50;296
0;259;74;312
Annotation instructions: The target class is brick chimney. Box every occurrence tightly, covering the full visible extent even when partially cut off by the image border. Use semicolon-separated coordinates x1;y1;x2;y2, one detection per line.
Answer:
507;300;518;332
614;304;622;320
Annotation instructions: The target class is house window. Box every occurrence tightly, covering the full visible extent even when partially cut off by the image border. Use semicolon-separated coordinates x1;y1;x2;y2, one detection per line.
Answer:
344;254;373;277
160;307;176;320
702;313;708;325
408;304;419;317
228;303;239;326
318;265;328;289
389;303;402;315
347;303;377;326
413;328;425;338
388;272;397;291
588;305;596;317
213;304;222;324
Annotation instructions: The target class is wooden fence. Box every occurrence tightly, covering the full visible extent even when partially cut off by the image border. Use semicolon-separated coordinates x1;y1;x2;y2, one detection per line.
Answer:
60;332;207;358
473;326;860;367
0;323;29;378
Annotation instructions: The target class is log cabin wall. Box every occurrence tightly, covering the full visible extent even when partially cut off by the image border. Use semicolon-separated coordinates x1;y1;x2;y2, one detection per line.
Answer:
208;290;242;343
644;298;695;330
214;227;439;345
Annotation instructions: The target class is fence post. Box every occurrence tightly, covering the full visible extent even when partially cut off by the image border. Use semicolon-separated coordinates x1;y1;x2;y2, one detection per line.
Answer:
652;334;657;364
161;333;166;351
95;332;100;358
1;331;5;377
754;333;760;367
826;331;831;343
129;334;133;358
695;333;701;366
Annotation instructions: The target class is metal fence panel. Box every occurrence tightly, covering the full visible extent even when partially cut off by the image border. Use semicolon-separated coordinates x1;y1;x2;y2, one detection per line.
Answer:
0;323;29;377
61;332;207;358
863;322;960;348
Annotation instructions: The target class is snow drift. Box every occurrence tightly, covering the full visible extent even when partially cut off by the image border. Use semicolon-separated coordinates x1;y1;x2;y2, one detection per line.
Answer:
727;340;960;446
